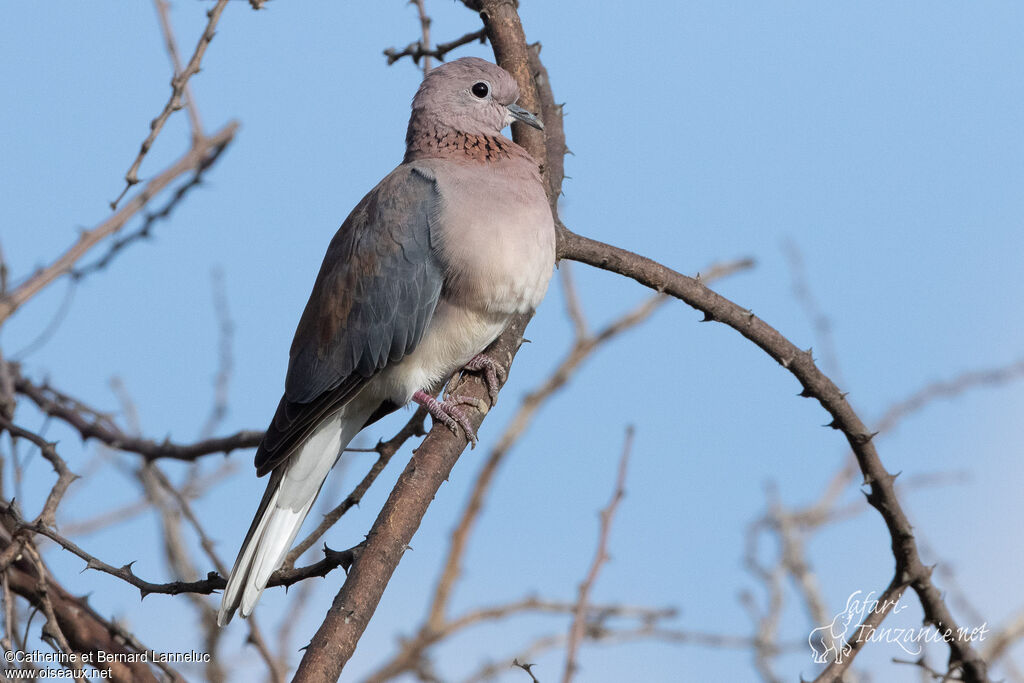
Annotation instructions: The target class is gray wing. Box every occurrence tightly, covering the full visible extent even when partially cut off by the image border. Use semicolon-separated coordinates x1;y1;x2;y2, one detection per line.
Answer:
254;165;443;476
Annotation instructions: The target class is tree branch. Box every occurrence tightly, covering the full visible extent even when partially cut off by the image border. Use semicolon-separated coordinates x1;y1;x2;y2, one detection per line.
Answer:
556;225;990;682
384;28;487;67
5;508;359;600
12;365;262;461
110;0;230;209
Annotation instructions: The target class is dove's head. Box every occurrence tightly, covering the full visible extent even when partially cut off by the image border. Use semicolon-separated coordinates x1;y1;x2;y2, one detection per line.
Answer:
408;57;543;139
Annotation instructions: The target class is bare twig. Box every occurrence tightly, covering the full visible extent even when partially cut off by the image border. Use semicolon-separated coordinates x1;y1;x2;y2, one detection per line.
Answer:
22;544;74;660
110;0;230;209
411;0;433;74
0;418;77;529
513;659;540;683
153;0;204;140
4;504;358;599
1;569;14;653
9;281;77;361
384;28;487;67
559;263;588;340
563;426;633;683
13;364;261;461
0;241;8;299
874;358;1024;435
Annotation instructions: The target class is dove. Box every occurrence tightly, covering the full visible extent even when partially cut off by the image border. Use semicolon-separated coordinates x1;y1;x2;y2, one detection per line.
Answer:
218;57;555;625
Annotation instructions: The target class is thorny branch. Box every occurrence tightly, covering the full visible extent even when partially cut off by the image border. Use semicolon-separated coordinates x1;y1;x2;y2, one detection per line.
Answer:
384;28;487;67
4;505;360;600
557;224;992;682
153;0;204;140
0;418;77;530
1;539;168;683
13;365;263;461
740;354;1024;681
110;0;230;209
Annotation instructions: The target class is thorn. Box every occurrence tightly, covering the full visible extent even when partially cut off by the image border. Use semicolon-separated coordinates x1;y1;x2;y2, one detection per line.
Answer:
798;387;814;398
700;311;715;323
824;418;839;430
853;431;875;445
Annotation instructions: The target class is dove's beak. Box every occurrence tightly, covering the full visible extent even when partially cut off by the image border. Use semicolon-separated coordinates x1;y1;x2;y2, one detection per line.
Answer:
507;103;544;131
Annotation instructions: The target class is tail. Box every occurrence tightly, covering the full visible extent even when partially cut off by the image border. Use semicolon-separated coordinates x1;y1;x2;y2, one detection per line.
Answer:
217;405;369;626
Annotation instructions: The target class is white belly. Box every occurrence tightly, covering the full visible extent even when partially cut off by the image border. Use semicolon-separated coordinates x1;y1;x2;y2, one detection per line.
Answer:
373;301;507;404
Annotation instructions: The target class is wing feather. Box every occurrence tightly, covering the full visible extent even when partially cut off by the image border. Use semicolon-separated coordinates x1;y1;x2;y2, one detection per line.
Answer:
254;166;443;476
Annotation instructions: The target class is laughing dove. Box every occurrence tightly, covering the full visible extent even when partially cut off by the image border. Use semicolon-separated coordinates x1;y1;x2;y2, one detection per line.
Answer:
218;57;555;625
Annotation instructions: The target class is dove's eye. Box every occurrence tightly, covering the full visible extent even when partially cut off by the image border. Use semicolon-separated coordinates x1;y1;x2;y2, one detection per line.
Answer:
471;82;489;98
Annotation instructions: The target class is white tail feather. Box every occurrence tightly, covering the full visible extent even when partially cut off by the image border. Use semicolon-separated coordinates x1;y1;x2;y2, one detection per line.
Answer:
218;403;370;626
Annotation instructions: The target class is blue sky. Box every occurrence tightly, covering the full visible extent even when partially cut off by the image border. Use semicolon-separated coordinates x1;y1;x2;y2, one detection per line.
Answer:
2;2;1023;681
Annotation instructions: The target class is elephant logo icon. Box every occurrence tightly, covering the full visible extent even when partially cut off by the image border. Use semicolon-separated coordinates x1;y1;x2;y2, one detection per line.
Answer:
809;591;861;664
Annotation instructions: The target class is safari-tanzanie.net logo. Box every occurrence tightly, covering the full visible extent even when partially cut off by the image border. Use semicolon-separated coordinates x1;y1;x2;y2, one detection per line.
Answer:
808;590;989;664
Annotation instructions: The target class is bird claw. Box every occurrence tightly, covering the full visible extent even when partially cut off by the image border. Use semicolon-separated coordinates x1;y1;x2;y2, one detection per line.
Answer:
463;353;506;404
412;390;479;446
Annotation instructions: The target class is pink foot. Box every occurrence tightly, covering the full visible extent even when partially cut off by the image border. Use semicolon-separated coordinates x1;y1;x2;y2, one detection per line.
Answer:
463;353;507;404
412;390;481;446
